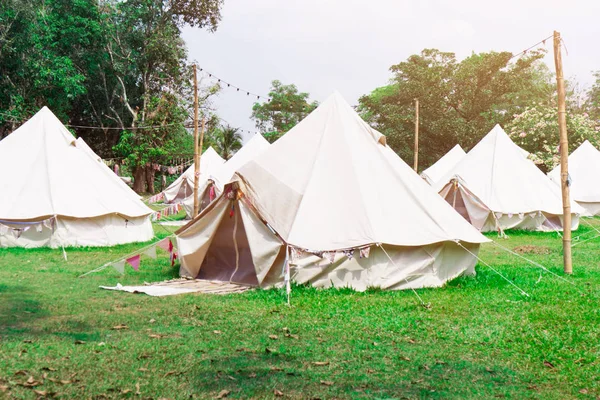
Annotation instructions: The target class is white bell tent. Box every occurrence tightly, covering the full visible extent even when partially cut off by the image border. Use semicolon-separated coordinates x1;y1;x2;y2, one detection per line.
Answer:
162;147;225;204
176;92;488;291
421;144;466;185
548;140;600;217
181;134;270;218
0;107;154;248
433;124;582;232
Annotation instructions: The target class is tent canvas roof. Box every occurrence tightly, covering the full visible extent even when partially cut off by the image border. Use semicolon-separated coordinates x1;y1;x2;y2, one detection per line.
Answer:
211;134;270;190
0;107;152;220
421;144;466;184
433;124;583;215
236;91;487;250
548;140;600;203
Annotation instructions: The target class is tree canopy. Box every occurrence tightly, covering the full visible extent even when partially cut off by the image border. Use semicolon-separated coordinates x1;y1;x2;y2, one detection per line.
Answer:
251;80;318;143
358;49;554;169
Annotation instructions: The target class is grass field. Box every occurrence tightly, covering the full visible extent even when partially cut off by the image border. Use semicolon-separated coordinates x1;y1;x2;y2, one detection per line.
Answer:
1;220;599;399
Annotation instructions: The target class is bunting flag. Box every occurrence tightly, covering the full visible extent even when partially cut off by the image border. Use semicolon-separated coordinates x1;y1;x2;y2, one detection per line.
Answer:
157;238;172;252
343;249;354;260
126;254;141;271
112;260;125;274
359;246;371;259
0;216;56;238
209;185;216;202
143;246;157;259
148;192;164;204
323;251;335;264
170;251;178;267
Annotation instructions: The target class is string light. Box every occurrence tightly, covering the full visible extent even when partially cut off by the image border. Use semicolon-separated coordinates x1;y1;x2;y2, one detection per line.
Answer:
196;64;271;102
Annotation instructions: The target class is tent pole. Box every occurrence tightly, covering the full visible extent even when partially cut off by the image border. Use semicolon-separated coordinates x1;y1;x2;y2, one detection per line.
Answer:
414;98;419;172
193;64;200;217
553;31;572;274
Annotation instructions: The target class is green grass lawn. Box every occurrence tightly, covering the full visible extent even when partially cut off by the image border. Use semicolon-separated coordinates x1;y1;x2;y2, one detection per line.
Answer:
1;221;599;399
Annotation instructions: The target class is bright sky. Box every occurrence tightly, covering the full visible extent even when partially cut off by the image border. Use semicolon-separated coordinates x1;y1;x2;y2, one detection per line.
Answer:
182;0;600;141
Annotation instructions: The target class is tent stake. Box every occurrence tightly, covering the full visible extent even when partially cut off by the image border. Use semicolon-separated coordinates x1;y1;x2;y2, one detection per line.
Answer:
553;31;572;274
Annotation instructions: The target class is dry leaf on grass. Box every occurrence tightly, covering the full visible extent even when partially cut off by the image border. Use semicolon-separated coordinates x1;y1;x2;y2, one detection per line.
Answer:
269;335;278;340
41;367;57;372
135;382;141;395
111;324;128;330
543;360;555;369
274;389;284;396
284;334;299;339
148;334;163;339
138;368;148;372
312;361;330;367
320;381;334;386
14;370;28;376
0;385;9;392
23;339;33;343
248;373;257;378
149;318;156;323
74;340;86;345
400;356;411;361
215;389;230;399
33;389;54;397
213;330;222;335
269;367;283;372
121;389;131;394
163;371;182;378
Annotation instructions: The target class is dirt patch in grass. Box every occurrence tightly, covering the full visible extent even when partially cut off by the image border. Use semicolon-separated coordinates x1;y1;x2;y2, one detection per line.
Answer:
513;245;552;255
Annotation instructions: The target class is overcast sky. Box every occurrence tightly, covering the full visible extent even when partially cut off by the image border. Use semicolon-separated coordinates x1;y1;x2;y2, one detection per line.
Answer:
182;0;600;141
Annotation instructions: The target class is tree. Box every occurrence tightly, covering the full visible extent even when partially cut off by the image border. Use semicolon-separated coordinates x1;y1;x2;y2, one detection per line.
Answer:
588;71;600;123
357;49;553;169
102;0;223;193
251;80;318;143
207;125;243;160
507;105;600;172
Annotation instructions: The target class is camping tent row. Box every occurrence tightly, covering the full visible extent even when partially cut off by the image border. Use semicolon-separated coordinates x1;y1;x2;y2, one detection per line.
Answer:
176;92;489;292
428;125;582;233
0;107;154;248
548;140;600;217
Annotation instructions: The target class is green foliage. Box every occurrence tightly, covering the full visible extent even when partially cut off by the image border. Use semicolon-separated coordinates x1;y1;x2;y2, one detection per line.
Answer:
507;105;600;172
358;49;553;169
1;222;600;398
588;71;600;122
251;80;318;143
207;124;243;160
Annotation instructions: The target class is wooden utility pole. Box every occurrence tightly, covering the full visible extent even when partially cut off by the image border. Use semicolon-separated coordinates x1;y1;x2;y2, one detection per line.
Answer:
414;99;419;172
192;64;200;217
553;31;572;274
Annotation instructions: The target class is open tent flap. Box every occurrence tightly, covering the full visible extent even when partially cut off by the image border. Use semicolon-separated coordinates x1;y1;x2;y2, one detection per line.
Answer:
439;179;491;231
290;241;479;292
176;193;284;286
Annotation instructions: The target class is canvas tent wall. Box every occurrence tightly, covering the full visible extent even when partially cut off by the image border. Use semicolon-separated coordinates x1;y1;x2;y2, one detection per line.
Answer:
421;144;466;184
433;124;582;232
181;134;270;218
162;147;225;204
548;140;600;216
176;92;488;291
0;107;154;248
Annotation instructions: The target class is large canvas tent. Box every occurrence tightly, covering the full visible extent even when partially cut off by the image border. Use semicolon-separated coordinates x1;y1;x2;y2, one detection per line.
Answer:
176;92;488;291
181;134;270;218
433;124;582;232
162;147;225;204
548;140;600;216
0;107;154;248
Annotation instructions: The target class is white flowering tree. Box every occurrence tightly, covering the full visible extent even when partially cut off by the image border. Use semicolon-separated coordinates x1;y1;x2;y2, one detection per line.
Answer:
507;105;600;172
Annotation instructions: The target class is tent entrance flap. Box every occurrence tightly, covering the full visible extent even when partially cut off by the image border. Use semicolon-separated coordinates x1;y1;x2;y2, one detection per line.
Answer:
439;180;490;231
197;203;258;286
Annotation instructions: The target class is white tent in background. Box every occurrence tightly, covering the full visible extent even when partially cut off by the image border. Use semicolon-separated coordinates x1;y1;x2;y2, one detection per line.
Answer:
433;124;582;232
0;107;154;248
162;147;225;204
75;137;141;200
176;92;488;291
548;140;600;216
421;144;466;184
181;134;270;218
